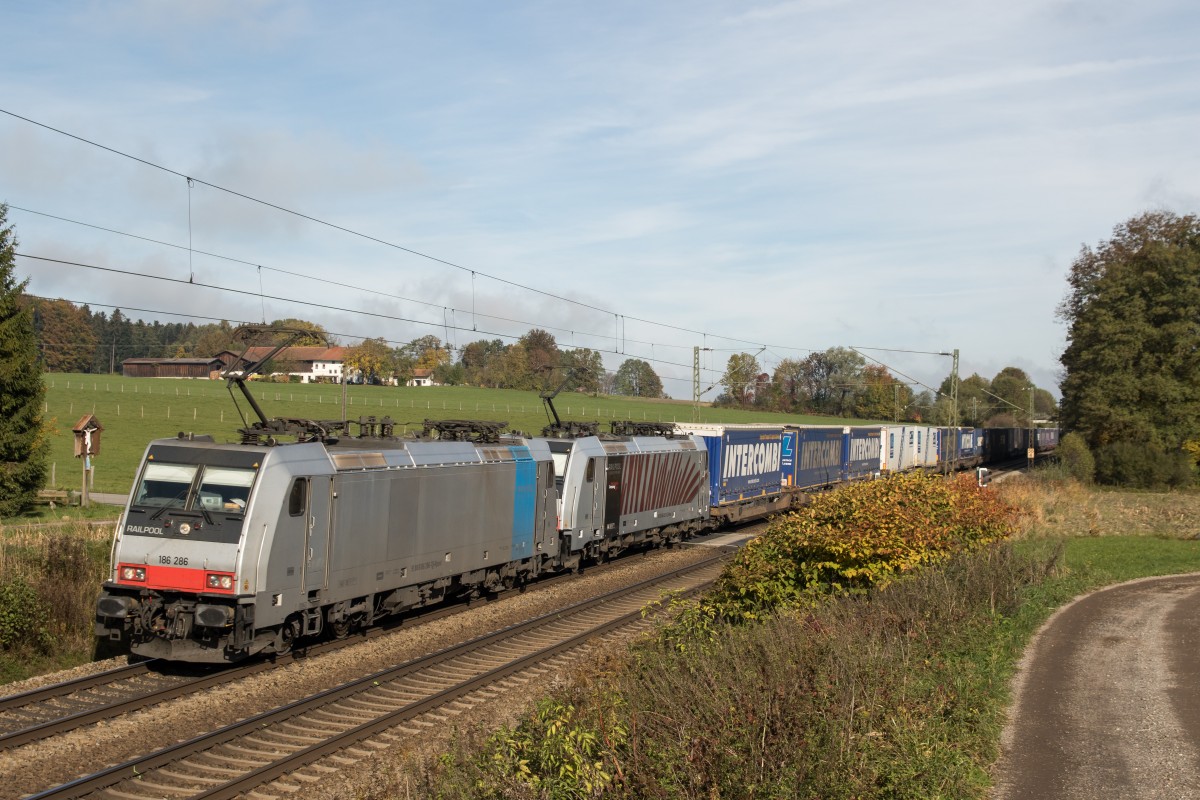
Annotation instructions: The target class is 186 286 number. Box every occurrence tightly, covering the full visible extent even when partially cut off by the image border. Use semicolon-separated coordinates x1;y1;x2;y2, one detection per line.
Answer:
159;555;188;566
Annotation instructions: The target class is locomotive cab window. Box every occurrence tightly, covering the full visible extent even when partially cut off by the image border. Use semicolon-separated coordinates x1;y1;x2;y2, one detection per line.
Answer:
585;458;595;483
197;467;257;513
288;478;307;517
549;452;568;478
133;463;198;509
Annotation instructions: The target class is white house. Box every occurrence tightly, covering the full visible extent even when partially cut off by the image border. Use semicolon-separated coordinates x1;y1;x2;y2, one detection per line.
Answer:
218;346;347;383
406;368;437;387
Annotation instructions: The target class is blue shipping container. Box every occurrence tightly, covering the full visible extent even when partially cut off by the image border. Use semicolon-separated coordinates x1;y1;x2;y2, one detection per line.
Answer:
793;427;844;490
704;427;786;506
846;427;882;480
940;427;979;463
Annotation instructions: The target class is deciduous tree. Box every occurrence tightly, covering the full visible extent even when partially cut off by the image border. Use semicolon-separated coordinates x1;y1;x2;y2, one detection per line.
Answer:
771;358;807;412
194;321;242;358
798;347;863;415
343;338;392;384
560;348;603;394
1059;211;1200;462
268;318;331;346
721;353;761;408
518;329;559;384
613;359;664;398
460;338;506;386
852;364;903;421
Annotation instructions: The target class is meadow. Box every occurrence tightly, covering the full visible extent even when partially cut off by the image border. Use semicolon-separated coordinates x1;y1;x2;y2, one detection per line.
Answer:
41;373;862;495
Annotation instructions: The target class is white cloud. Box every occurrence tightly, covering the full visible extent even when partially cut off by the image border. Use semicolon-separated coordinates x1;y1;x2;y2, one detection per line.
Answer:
4;0;1198;397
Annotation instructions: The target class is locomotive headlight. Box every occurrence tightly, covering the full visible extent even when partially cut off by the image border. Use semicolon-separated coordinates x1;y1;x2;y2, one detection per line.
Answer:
178;522;192;535
120;566;146;582
206;573;234;590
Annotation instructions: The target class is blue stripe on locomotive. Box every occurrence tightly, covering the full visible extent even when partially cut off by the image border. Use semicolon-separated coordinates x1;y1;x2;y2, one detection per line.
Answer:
508;446;536;560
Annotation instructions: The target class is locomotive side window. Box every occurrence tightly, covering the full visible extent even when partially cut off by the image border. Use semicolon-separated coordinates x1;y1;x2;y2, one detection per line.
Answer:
585;459;595;483
133;463;198;508
550;452;568;478
288;478;307;517
197;466;257;512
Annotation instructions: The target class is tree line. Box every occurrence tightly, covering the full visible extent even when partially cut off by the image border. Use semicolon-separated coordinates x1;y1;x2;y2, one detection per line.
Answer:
25;288;1060;424
22;294;671;397
713;347;1057;426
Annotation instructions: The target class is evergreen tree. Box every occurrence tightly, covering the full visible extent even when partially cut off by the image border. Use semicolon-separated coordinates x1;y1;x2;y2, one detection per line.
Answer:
0;204;49;515
30;298;98;372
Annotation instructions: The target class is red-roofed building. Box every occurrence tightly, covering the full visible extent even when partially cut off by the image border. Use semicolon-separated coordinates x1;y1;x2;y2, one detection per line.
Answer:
216;347;348;383
407;368;437;387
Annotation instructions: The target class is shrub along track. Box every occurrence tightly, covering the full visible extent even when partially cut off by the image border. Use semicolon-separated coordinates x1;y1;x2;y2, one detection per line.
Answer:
4;544;724;800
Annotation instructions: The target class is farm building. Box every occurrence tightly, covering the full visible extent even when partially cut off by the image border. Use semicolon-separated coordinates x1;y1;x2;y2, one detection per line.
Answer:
121;357;227;379
216;347;348;383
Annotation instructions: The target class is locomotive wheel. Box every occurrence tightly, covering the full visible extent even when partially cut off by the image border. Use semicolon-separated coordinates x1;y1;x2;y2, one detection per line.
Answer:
274;618;299;655
331;617;351;639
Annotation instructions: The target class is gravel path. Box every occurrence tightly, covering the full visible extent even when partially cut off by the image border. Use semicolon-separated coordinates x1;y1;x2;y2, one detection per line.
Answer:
993;573;1200;800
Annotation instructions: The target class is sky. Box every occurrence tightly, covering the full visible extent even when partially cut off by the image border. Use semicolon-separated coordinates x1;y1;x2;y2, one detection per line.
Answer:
3;0;1198;402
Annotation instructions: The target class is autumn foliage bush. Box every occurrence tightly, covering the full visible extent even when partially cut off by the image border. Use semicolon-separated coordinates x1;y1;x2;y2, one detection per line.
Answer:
710;471;1019;619
401;474;1029;799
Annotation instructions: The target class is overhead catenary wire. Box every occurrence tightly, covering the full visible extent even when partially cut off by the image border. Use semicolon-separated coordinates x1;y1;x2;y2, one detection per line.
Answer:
27;294;465;355
17;254;711;381
4;112;970;393
849;347;947;400
7;204;710;357
1;107;821;356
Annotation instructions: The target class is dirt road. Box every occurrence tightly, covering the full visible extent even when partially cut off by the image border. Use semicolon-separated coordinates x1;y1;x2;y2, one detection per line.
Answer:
993;573;1200;799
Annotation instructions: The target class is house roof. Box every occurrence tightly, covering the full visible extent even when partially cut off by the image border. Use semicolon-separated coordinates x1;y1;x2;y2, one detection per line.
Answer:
122;357;226;366
223;346;347;363
412;368;433;378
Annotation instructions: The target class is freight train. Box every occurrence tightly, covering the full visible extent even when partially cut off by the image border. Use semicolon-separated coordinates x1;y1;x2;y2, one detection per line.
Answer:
95;329;1057;663
94;413;1056;662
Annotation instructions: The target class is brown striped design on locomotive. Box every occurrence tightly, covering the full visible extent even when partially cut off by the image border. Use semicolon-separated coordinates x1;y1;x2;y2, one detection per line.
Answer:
618;451;707;516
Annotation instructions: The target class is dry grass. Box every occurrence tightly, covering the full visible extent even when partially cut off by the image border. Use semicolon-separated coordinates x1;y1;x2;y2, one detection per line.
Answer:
0;521;113;678
0;522;112;581
995;474;1200;540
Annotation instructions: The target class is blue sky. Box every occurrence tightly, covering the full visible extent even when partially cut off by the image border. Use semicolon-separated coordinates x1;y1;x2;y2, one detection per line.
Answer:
3;0;1198;400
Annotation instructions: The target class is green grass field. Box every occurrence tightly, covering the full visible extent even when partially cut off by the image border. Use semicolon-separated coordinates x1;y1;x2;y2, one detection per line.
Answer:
42;374;868;495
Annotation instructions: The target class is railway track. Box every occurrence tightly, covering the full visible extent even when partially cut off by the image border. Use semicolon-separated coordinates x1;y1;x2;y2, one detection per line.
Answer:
25;552;725;800
0;660;198;750
0;553;616;754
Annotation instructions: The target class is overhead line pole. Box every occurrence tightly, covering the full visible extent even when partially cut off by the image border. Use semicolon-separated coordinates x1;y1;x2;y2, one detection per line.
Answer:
950;348;959;471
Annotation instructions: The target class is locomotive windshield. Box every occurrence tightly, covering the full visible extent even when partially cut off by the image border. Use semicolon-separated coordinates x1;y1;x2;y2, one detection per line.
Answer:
133;463;257;512
197;467;256;511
